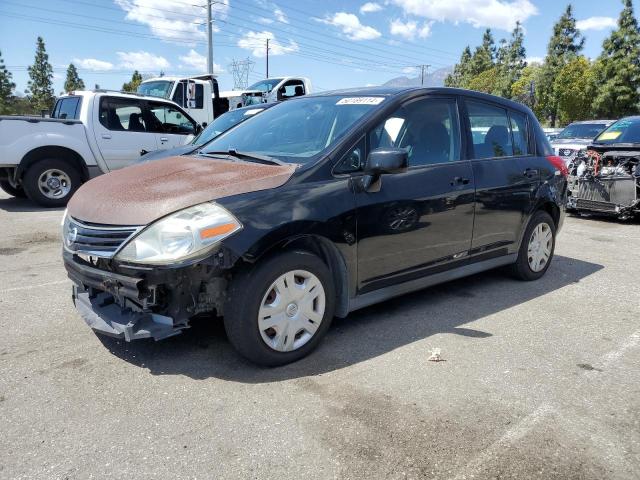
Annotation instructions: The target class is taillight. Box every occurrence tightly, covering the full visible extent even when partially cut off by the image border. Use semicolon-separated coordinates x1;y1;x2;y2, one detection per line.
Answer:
546;155;568;177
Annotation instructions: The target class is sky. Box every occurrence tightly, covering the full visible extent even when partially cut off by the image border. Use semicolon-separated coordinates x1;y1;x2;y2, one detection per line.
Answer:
1;0;637;95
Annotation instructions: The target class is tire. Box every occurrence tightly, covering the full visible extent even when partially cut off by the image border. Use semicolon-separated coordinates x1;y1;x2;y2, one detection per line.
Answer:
511;210;556;281
0;179;27;198
22;158;82;207
224;250;336;367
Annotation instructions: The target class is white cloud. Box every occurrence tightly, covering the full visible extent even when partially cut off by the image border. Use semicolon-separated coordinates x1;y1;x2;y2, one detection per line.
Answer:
320;12;382;41
390;19;433;40
576;16;617;31
402;66;418;74
360;2;383;14
116;51;170;71
237;31;299;57
115;0;229;44
178;49;223;73
73;58;114;71
274;7;289;24
390;0;537;31
526;56;543;65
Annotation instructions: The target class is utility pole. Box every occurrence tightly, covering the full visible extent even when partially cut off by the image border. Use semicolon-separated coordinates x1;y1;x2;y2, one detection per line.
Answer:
419;64;431;86
206;0;214;74
266;38;270;78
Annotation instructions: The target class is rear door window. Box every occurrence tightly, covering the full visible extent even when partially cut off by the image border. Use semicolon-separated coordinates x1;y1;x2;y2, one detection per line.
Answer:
52;97;81;120
98;98;146;131
467;101;514;159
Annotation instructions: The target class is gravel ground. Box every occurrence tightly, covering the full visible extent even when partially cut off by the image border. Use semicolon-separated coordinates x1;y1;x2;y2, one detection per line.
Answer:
0;190;638;480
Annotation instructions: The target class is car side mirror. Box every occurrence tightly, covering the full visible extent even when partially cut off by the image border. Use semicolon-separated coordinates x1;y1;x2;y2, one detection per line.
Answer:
358;148;408;192
364;148;408;175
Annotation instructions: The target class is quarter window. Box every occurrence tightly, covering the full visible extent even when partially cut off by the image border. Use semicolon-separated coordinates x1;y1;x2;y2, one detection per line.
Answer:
510;111;529;155
369;97;461;167
467;101;514;158
98;98;146;132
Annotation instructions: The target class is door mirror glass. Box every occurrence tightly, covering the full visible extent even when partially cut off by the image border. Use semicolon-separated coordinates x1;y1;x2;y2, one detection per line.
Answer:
365;148;408;175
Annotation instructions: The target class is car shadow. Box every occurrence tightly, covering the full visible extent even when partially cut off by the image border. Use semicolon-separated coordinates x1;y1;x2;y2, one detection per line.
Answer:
98;255;603;382
0;195;64;213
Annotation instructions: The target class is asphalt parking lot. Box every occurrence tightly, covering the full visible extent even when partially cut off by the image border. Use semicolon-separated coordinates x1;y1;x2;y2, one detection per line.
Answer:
0;190;638;480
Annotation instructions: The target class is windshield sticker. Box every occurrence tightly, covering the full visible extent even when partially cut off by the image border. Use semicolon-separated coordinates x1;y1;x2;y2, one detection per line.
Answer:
336;97;384;106
599;131;622;141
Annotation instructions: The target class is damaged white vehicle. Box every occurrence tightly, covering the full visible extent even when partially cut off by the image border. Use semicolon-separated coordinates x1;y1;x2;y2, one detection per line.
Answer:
567;116;640;220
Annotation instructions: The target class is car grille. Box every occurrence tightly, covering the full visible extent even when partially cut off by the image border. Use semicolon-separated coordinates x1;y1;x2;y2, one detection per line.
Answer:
575;199;617;212
64;217;143;258
559;148;575;157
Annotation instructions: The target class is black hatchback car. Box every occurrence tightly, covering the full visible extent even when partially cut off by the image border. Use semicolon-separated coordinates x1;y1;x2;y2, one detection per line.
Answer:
62;87;567;366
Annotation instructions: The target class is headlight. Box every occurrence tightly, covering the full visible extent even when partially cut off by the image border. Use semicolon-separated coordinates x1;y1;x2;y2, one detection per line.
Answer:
115;202;241;265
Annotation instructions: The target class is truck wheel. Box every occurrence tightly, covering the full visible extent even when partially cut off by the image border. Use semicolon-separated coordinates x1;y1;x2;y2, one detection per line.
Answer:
224;250;336;367
0;179;27;198
511;211;556;281
22;159;82;207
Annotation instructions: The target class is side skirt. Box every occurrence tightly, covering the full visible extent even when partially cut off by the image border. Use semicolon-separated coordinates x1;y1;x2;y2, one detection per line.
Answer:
348;253;517;313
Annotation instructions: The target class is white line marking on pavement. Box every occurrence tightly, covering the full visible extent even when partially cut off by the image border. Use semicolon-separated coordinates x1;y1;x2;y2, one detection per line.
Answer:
599;330;640;368
1;280;68;293
450;403;554;480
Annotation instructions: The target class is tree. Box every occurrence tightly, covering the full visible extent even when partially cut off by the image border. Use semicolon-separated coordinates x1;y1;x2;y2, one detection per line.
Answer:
0;50;16;115
445;46;473;87
539;5;584;125
27;36;55;113
63;63;85;92
511;64;546;120
553;57;596;124
122;71;143;92
592;0;640;118
467;66;499;94
494;22;527;99
469;29;496;77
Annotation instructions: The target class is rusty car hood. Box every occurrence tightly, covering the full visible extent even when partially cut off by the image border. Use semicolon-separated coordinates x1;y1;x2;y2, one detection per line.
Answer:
67;156;296;225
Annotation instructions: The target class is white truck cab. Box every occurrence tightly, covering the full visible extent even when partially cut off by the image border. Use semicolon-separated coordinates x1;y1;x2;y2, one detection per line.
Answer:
137;75;226;126
222;76;312;111
0;90;201;206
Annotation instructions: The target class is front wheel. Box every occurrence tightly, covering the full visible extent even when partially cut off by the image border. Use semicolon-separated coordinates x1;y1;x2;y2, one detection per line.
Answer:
224;250;336;367
23;158;82;207
511;210;556;281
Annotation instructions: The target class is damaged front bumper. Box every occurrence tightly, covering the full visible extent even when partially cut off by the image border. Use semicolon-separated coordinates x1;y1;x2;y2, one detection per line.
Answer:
567;176;640;217
64;250;231;341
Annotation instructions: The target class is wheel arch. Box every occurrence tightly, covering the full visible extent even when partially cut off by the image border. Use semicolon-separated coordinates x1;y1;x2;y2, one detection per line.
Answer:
17;146;89;182
245;233;351;318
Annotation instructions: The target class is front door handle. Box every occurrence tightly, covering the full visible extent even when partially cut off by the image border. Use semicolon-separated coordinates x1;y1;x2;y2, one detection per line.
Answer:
101;134;112;139
450;176;470;186
524;168;539;178
160;137;169;143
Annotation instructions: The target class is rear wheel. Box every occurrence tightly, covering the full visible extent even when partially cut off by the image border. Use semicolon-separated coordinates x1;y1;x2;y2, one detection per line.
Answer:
0;179;27;198
511;210;556;281
224;250;335;367
23;158;82;207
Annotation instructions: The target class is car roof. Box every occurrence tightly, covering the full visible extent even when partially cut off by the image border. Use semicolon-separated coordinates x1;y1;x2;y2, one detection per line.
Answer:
310;86;532;114
567;119;616;125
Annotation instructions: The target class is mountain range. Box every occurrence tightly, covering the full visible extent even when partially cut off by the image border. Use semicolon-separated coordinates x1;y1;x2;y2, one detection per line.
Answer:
382;66;453;88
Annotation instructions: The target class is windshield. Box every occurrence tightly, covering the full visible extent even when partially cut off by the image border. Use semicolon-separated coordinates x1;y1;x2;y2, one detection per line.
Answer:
137;81;174;99
192;107;267;146
200;95;384;163
247;78;283;93
594;117;640;144
556;123;608;139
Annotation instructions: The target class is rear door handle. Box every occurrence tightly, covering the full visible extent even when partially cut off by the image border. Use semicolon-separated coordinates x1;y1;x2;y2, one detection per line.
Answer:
450;176;470;186
101;134;112;139
524;168;539;178
160;137;169;143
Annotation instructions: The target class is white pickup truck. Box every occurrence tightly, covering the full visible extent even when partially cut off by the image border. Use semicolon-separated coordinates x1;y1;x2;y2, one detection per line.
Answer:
137;75;311;126
0;90;201;207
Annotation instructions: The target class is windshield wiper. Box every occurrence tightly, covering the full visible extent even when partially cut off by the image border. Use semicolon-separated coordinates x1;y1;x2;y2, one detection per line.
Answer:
199;149;285;166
